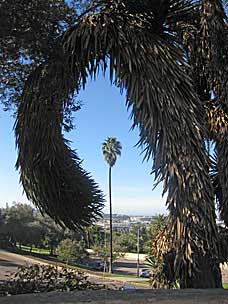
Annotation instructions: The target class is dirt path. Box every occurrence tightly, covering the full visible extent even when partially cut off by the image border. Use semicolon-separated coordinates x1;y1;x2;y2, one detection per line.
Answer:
0;289;228;304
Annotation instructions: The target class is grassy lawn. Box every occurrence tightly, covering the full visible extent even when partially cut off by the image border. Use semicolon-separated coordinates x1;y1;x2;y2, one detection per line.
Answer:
128;280;149;285
16;244;50;255
223;283;228;289
103;273;137;278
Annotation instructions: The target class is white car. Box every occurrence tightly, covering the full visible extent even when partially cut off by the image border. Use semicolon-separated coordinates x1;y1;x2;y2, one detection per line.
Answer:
119;285;136;291
139;268;151;278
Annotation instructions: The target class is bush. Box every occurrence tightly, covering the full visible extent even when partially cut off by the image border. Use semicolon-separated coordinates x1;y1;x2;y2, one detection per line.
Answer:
56;239;88;264
0;264;102;296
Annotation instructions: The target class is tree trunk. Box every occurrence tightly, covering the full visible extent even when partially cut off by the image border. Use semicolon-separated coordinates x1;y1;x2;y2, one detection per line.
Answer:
179;252;222;289
109;166;113;273
87;229;91;249
50;245;54;256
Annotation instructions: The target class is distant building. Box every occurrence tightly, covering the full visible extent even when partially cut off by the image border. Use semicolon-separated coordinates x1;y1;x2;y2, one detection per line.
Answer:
96;214;155;232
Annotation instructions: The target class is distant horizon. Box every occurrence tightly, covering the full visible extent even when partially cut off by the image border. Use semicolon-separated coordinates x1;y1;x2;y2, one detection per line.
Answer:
101;212;166;217
0;200;167;217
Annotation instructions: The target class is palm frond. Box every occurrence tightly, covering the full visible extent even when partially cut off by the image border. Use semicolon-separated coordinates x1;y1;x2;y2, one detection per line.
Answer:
216;138;228;226
102;137;122;167
206;99;228;226
210;152;223;208
183;0;227;100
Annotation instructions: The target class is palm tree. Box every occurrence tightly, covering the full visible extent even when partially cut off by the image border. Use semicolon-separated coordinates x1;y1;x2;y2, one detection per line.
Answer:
12;0;228;288
102;137;122;273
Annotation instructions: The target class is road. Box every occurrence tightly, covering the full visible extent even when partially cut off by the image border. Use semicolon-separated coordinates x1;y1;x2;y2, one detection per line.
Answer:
0;249;51;281
0;250;149;290
0;249;228;284
89;252;147;276
0;250;145;279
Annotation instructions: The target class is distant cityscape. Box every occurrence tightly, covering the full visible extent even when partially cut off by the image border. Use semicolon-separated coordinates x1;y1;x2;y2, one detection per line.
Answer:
97;214;156;232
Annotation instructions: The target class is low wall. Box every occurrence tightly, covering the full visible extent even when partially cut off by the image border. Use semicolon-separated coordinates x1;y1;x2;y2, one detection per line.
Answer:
0;289;228;304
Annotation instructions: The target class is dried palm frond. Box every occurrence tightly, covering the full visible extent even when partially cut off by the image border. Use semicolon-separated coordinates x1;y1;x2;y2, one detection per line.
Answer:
182;0;227;101
210;152;223;207
218;225;228;263
191;1;228;229
62;0;219;286
216;138;228;226
206;101;228;140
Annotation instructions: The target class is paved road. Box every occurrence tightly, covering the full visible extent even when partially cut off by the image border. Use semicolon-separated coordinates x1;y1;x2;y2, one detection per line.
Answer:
89;253;146;276
0;249;227;284
0;250;149;290
0;250;51;281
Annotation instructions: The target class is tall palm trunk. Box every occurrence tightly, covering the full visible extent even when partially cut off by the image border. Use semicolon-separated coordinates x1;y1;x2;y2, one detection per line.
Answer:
109;165;113;273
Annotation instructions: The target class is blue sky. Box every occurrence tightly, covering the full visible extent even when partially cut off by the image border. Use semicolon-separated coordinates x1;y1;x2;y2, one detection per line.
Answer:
0;74;167;216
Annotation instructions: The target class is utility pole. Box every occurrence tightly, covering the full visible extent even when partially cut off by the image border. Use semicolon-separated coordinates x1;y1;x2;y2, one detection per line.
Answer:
137;227;140;277
104;227;107;273
109;166;113;273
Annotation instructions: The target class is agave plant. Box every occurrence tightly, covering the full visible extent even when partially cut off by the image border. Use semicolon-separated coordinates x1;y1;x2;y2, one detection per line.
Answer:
14;0;228;288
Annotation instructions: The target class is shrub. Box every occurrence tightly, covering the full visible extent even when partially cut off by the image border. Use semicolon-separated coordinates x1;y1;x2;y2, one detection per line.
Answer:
56;239;88;264
0;264;102;296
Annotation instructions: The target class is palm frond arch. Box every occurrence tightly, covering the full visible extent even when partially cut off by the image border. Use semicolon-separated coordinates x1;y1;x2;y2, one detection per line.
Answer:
15;0;224;287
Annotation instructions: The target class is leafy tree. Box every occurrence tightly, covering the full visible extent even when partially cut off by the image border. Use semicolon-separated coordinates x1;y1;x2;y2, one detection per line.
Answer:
0;203;64;252
118;231;137;253
92;231;125;268
117;225;149;254
2;203;35;248
83;224;104;248
36;214;66;254
56;239;88;264
23;222;45;252
0;0;79;110
102;137;122;273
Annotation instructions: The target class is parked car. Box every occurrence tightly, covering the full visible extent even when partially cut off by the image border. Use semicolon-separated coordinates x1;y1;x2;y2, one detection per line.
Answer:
119;285;136;291
92;261;109;271
139;268;151;278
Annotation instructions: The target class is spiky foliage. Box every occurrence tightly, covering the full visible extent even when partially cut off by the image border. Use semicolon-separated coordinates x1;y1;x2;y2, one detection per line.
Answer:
102;138;122;167
215;138;228;226
62;0;221;287
186;0;228;228
15;52;104;230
